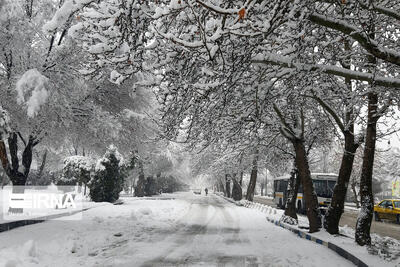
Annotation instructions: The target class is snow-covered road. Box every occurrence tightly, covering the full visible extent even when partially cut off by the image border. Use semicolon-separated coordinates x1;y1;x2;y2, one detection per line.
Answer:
0;192;353;266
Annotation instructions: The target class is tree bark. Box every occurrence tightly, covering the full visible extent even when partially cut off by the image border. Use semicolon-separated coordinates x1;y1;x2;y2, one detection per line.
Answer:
37;150;47;178
225;174;231;198
351;181;360;209
246;152;258;201
231;173;242;201
219;177;226;196
324;132;359;234
0;133;36;186
264;170;268;196
260;182;264;196
284;166;300;220
0;133;37;213
294;140;321;233
355;92;378;246
134;160;146;197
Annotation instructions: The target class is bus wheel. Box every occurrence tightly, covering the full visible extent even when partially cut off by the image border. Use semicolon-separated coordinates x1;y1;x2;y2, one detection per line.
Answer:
374;212;381;222
396;214;400;224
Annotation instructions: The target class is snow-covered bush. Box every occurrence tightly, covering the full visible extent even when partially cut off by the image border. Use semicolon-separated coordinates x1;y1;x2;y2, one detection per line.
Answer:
0;106;11;140
58;156;94;186
89;145;125;202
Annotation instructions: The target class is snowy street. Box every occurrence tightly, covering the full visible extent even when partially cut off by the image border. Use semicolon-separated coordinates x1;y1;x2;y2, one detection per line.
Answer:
1;0;399;266
0;193;353;267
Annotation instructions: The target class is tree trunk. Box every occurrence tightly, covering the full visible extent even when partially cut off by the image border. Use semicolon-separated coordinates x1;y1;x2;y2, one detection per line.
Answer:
351;182;360;209
37;150;47;178
0;133;36;186
134;161;146;197
293;140;321;233
239;171;243;186
246;152;258;201
355;92;378;246
284;166;300;220
219;178;226;196
264;170;268;197
231;173;242;201
324;133;358;234
225;174;231;198
323;36;361;234
260;182;264;196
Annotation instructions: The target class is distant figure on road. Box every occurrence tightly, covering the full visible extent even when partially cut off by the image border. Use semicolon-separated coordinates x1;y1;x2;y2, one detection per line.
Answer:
205;188;208;196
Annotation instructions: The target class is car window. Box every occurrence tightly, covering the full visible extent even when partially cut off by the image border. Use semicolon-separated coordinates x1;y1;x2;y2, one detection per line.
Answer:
379;200;392;207
394;201;400;208
383;200;393;207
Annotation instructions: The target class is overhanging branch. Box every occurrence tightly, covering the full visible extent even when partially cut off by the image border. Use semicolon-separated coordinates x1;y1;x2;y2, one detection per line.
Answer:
252;53;400;88
308;13;400;66
316;0;400;22
310;95;345;134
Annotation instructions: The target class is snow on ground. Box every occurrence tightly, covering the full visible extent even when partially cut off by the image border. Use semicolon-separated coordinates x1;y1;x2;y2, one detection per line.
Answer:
254;195;273;200
0;189;105;223
247;201;400;267
344;202;361;212
0;192;354;267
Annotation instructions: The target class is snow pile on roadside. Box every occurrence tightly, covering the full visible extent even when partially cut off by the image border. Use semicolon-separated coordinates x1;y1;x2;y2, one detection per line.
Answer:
0;194;190;266
241;199;399;266
340;225;400;262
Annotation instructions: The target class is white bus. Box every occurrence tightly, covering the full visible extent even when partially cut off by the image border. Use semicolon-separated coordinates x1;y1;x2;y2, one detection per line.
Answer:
273;173;337;213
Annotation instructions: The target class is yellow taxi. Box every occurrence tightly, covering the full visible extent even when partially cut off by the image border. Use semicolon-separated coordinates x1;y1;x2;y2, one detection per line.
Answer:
374;199;400;223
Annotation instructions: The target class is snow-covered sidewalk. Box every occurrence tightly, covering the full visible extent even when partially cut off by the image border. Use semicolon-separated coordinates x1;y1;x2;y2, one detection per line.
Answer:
0;192;355;266
243;200;400;267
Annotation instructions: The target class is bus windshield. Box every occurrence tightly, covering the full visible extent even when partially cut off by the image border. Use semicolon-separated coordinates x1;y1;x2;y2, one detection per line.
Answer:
312;179;335;198
328;181;336;193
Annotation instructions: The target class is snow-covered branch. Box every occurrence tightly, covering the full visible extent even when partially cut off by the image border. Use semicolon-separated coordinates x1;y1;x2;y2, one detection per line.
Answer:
252;53;400;89
308;13;400;66
273;103;296;142
317;0;400;22
310;95;345;134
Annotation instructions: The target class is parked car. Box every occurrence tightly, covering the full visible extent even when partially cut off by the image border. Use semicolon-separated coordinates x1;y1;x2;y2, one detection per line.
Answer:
192;189;201;195
374;199;400;223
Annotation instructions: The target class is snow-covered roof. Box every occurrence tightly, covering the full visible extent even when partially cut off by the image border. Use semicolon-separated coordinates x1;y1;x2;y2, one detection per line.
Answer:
274;172;338;180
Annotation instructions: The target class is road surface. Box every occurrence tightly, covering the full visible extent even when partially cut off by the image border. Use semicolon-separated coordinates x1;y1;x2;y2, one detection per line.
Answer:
0;193;355;266
254;196;400;241
140;194;352;267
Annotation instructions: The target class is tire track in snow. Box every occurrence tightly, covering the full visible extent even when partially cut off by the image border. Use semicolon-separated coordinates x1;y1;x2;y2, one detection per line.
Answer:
140;196;218;266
